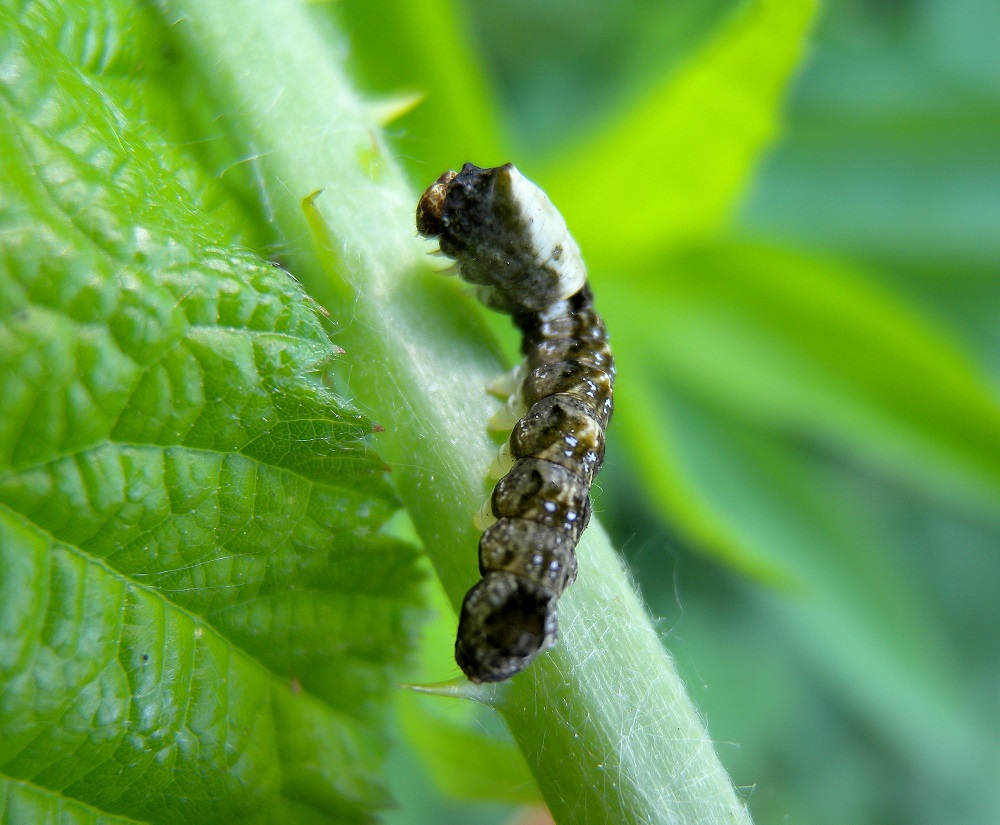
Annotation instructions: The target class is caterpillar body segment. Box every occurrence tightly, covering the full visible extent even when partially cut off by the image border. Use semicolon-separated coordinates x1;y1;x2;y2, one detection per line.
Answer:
417;163;614;682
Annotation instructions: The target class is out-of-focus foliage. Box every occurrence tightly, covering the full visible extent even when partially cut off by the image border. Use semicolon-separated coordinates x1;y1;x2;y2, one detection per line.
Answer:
337;0;1000;823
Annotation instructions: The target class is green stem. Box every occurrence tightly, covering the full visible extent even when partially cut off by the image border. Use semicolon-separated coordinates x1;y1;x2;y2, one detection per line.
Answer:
157;1;752;822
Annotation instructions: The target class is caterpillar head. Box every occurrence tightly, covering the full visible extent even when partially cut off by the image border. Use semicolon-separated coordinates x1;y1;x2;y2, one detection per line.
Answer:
416;163;586;314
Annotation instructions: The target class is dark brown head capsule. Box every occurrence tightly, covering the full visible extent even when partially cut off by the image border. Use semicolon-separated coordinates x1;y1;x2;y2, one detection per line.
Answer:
415;169;457;238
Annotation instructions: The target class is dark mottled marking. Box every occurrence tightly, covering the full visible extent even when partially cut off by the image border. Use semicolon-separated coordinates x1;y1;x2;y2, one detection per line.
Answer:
511;395;605;485
417;162;614;682
522;361;614;427
478;518;578;592
492;458;592;540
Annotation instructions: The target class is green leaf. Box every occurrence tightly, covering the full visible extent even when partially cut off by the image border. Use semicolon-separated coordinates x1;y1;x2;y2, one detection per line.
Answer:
0;778;144;824
399;694;540;805
539;0;818;264
608;242;1000;519
0;6;421;822
740;0;1000;268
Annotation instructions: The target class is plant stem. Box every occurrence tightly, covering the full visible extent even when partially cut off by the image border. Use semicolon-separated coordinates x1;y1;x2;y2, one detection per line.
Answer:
158;1;753;821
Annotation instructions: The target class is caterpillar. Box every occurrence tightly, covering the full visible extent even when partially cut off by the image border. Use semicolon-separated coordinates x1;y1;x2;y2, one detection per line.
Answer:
416;163;614;683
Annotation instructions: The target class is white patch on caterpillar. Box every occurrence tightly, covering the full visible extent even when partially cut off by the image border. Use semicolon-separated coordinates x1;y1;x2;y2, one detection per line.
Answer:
504;168;587;301
537;299;571;323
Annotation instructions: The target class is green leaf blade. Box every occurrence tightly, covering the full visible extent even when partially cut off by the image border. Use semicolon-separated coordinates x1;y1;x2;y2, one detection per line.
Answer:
541;0;818;264
1;5;421;821
0;777;145;825
610;242;1000;515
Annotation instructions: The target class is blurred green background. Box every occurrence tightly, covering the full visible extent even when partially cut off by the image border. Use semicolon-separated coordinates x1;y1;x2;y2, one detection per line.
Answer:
334;0;1000;823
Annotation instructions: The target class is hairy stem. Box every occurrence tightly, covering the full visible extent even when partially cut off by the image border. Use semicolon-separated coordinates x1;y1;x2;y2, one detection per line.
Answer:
157;1;752;822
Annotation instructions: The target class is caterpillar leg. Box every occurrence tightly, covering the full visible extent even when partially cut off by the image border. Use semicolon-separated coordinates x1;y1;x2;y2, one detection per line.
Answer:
426;250;460;275
473;499;497;531
488;392;527;432
486;364;525;399
488;440;515;480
